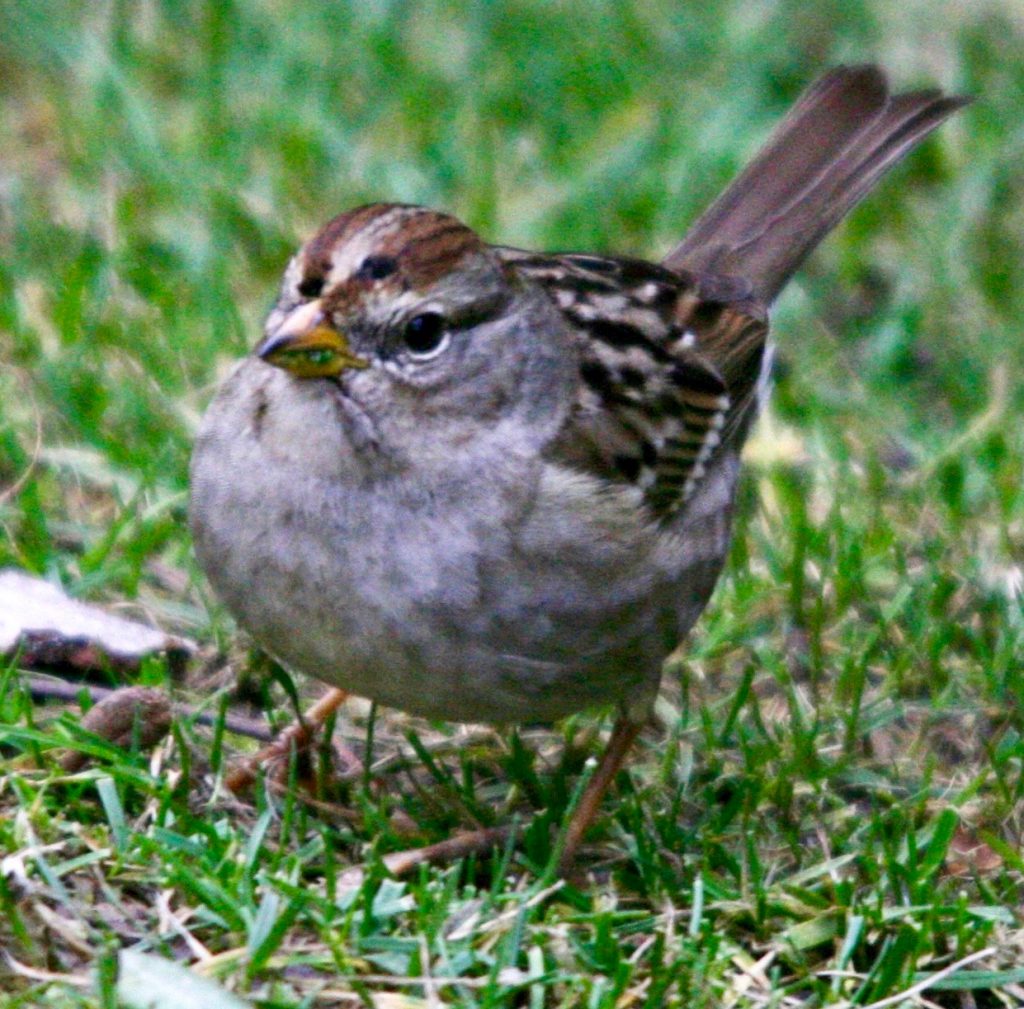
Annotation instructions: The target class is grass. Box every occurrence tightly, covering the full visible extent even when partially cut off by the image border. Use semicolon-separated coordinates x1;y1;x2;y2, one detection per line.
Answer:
2;0;1024;1005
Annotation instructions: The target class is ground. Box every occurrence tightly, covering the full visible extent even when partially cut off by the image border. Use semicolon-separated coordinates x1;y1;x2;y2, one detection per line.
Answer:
2;1;1024;1006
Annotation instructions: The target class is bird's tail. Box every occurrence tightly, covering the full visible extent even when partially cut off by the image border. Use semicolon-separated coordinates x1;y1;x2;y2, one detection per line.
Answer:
663;65;968;302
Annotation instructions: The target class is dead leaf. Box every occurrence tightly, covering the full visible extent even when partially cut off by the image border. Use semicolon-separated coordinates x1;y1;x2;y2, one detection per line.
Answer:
0;569;194;676
59;686;172;771
946;826;1004;876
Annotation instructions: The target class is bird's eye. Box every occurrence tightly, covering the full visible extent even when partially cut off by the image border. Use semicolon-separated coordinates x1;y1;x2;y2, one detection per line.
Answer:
357;255;397;281
403;312;448;358
297;276;325;299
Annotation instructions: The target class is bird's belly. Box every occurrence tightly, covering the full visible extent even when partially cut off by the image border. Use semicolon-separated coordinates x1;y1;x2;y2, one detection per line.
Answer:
194;460;673;724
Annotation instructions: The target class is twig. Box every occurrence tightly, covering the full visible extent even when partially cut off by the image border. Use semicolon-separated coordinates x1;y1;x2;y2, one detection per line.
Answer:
360;725;502;780
339;825;517;887
264;777;362;826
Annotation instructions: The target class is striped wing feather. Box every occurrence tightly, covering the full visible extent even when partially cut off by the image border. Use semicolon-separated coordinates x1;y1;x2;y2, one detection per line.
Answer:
501;249;769;519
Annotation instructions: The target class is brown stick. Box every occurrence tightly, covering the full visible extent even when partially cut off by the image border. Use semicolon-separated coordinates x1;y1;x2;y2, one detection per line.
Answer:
336;825;516;887
383;825;515;876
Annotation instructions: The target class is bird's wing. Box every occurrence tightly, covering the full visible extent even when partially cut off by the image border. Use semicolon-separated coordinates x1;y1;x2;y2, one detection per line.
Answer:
501;249;768;519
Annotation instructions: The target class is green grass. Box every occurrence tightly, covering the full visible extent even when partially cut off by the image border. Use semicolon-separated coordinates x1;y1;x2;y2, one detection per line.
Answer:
3;1;1024;1005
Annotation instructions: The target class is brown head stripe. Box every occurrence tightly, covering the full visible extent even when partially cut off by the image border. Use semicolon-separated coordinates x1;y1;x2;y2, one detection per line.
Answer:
304;203;395;273
304;204;484;289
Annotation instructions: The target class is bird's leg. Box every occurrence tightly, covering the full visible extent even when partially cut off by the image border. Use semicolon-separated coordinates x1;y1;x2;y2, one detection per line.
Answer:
557;714;642;874
225;687;350;794
347;716;643;882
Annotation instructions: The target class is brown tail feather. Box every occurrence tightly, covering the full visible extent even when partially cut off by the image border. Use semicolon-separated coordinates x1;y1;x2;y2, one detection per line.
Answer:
663;65;969;302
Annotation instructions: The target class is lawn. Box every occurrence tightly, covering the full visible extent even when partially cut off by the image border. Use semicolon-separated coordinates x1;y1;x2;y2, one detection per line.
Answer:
2;1;1024;1006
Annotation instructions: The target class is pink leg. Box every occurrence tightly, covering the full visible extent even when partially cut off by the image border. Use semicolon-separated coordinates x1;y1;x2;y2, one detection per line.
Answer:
558;715;642;874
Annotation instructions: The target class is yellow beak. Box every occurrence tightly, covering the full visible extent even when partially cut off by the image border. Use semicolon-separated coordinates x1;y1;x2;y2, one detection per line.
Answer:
256;301;369;378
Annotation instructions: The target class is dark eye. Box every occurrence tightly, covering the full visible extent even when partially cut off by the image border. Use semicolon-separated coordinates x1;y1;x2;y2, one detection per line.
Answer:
403;312;448;357
297;276;324;299
357;255;397;281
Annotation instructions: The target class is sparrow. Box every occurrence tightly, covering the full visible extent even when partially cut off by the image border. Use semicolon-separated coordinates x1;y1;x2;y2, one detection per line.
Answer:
191;66;966;870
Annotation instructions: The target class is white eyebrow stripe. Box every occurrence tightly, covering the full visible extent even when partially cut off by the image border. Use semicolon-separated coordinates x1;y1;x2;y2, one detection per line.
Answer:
326;207;422;283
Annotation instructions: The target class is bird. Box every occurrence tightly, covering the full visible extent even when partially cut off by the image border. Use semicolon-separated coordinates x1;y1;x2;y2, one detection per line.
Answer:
190;65;966;872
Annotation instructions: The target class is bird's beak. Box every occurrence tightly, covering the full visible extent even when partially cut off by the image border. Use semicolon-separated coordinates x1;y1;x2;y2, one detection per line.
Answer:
256;301;370;379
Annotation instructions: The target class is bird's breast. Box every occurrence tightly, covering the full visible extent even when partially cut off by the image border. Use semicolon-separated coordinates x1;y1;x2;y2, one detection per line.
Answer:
190;360;703;723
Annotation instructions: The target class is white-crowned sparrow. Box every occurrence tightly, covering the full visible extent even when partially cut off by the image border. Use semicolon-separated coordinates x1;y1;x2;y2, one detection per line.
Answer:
190;66;965;867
